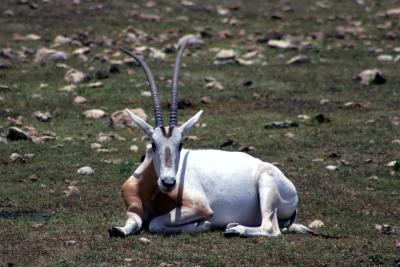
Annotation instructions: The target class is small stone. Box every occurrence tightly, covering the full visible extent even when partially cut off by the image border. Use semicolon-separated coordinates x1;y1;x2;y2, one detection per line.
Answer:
385;161;397;167
97;132;126;142
320;99;330;105
325;165;338;171
51;35;71;47
64;69;88;84
110;108;147;128
59;84;77;92
357;69;386;85
73;47;91;56
284;132;295;139
88;81;103;88
34;47;69;64
77;166;94;175
214;49;237;65
201;96;212;104
130;145;139;153
10;153;24;162
124;258;134;263
377;55;393;62
91;143;102;149
141;91;152;97
286;55;310;65
73;96;88;106
267;39;296;49
31;223;44;229
28;174;38;182
139;237;152;244
308;220;325;229
297;114;310;121
391;139;400;144
82;109;107;119
204;81;224;90
185;135;200;141
33;111;52;122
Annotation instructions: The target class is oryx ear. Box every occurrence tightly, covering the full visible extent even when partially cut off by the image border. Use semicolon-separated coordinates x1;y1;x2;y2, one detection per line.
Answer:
125;108;154;137
178;110;203;137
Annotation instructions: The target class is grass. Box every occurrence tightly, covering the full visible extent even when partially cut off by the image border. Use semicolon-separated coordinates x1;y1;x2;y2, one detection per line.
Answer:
1;0;399;266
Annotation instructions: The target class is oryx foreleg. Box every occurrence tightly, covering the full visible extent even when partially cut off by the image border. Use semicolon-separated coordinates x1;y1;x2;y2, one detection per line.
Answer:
109;211;143;237
224;174;282;237
149;205;213;234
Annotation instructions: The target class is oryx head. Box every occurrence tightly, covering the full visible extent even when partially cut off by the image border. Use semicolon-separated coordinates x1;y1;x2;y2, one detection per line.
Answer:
121;41;202;193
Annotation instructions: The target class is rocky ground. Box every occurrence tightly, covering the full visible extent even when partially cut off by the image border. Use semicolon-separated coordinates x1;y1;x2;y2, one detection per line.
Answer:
0;0;399;266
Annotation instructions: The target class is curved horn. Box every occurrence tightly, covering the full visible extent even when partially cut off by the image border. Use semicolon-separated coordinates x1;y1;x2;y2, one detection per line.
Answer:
169;40;189;127
120;48;164;128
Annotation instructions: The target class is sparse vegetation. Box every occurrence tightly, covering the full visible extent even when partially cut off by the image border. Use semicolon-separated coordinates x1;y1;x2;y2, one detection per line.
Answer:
1;0;399;266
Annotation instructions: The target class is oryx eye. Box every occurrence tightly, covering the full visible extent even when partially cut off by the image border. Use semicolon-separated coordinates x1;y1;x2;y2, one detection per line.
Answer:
178;142;183;151
151;142;157;151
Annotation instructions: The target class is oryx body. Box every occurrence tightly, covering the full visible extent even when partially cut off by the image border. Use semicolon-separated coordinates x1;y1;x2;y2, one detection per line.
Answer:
110;40;311;237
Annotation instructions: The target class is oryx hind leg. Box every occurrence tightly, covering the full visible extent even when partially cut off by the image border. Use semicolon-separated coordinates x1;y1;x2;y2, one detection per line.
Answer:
224;173;289;237
149;205;213;234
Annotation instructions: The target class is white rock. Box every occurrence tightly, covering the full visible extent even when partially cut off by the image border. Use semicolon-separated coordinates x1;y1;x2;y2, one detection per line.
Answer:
64;69;87;83
325;165;338;171
73;96;88;106
141;91;152;97
88;81;103;88
10;153;23;162
377;54;393;62
139;237;152;244
286;55;310;65
320;99;330;105
34;47;69;64
77;166;94;175
267;39;296;49
33;111;52;122
59;84;77;92
130;145;139;153
357;69;386;85
91;143;102;149
214;49;237;65
82;109;107;119
73;47;90;56
308;220;325;229
385;161;397;167
51;35;72;47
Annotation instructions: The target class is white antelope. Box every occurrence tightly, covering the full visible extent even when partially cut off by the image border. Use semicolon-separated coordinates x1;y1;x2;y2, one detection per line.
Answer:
109;41;313;237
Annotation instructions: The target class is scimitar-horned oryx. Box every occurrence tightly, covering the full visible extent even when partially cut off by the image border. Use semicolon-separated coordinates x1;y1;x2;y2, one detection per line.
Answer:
109;40;313;237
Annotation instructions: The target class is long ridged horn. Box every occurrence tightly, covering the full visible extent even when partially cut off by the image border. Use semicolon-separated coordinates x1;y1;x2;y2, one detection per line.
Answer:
169;40;189;127
120;48;164;128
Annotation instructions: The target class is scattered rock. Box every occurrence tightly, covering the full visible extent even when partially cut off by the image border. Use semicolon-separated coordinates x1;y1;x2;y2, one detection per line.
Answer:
201;96;212;104
88;81;103;88
33;111;52;122
7;127;31;141
73;96;88;106
284;132;295;139
286;55;310;65
377;55;393;62
386;8;400;16
10;153;24;162
264;121;299;129
130;145;139;153
204;80;224;90
375;224;400;234
392;139;400;144
139;237;152;244
73;47;91;56
13;33;41;42
308;220;325;229
214;49;237;65
34;48;68;64
220;138;234;148
59;84;77;92
51;35;72;47
385;161;397;167
65;69;88;84
267;39;296;50
320;99;330;105
28;174;38;182
65;240;77;245
91;143;102;149
82;109;107;119
77;166;94;175
110;108;147;128
325;165;338;171
356;69;386;85
0;59;13;69
97;132;126;142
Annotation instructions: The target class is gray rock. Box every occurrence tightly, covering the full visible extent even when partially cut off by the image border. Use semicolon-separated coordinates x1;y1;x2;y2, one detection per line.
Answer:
7;127;31;141
264;121;299;129
286;55;310;65
77;166;94;175
356;69;386;85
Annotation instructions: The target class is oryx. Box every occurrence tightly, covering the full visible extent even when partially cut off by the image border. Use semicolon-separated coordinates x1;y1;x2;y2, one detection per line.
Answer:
109;40;313;237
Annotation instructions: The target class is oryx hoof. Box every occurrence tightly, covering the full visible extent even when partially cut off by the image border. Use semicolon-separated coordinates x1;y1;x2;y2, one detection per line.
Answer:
109;227;127;238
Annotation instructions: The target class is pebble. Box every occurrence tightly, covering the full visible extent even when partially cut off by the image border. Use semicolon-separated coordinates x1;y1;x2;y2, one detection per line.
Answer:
77;166;94;175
